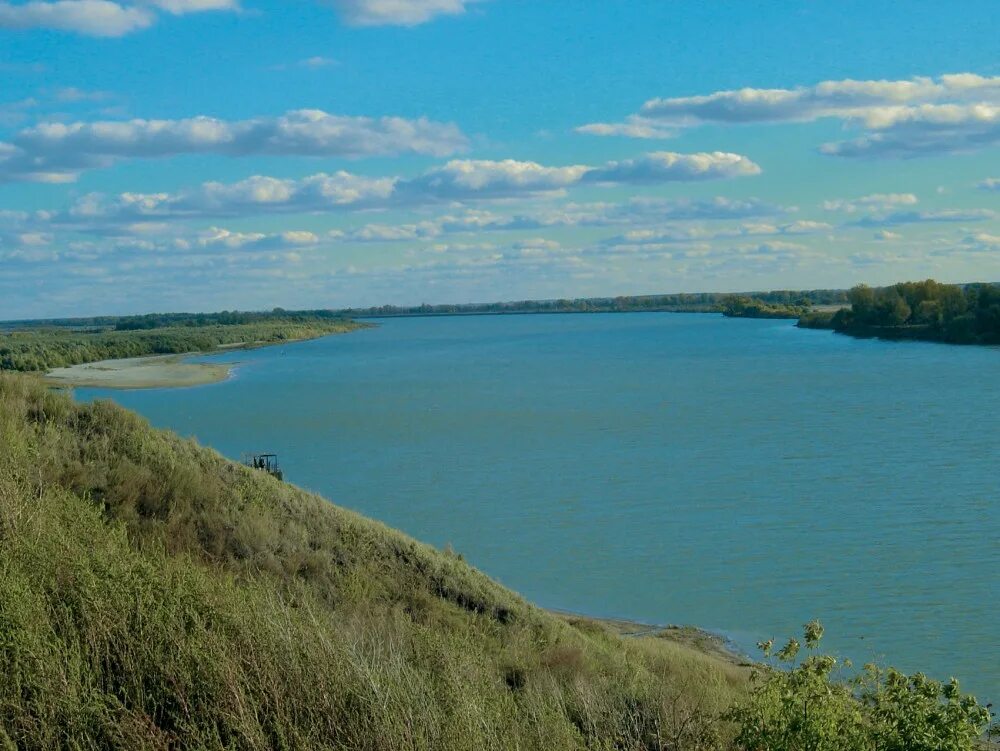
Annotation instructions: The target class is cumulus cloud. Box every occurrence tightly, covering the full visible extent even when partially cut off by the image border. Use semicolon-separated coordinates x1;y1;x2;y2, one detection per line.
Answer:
874;230;902;241
618;196;788;222
965;232;1000;249
0;0;154;36
57;152;761;221
142;0;237;13
582;151;761;184
322;196;793;246
346;222;436;242
399;153;760;201
64;172;397;225
580;73;1000;159
0;110;468;182
329;0;475;26
179;227;322;252
271;56;338;71
636;74;1000;126
53;87;114;103
853;208;996;227
399;158;591;200
605;219;828;248
0;0;236;36
926;232;1000;259
976;177;1000;191
575;119;675;139
822;193;918;212
820;103;1000;158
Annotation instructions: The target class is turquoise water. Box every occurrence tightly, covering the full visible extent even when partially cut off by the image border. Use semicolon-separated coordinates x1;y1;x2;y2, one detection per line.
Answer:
78;313;999;702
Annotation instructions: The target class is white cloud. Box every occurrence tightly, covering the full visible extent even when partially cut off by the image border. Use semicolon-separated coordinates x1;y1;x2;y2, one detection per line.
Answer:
185;227;321;251
142;0;237;13
330;197;793;246
977;177;1000;191
0;0;154;36
346;221;440;242
329;0;475;26
53;87;114;103
966;232;1000;248
822;193;919;213
927;232;1000;258
0;0;236;36
854;208;996;227
0;109;468;182
780;220;832;234
618;196;788;222
271;56;338;71
68;171;397;220
575;119;674;139
820;103;1000;158
58;152;762;222
512;237;561;252
636;74;1000;126
581;73;1000;158
583;151;761;184
402;153;760;201
301;55;337;68
874;230;902;241
605;219;828;248
400;159;591;200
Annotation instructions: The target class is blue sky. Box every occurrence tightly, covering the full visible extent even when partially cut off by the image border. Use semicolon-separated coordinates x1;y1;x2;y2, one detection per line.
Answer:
1;0;999;318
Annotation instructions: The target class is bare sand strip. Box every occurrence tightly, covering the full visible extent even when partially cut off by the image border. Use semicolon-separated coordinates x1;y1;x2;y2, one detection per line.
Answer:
45;354;232;390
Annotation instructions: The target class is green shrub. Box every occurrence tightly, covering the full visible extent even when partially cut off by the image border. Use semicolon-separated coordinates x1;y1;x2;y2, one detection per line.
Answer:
727;622;994;751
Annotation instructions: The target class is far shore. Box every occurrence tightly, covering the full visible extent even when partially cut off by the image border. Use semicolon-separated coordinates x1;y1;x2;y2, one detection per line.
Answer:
45;354;233;390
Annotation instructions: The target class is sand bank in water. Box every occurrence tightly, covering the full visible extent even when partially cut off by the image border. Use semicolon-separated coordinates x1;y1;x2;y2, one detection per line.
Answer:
45;354;231;389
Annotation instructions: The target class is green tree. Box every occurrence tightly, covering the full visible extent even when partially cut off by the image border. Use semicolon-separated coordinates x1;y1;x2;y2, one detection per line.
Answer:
847;285;875;323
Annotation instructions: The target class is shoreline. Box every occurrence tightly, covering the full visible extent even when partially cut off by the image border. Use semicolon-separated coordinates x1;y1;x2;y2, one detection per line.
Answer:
40;324;370;390
551;610;751;667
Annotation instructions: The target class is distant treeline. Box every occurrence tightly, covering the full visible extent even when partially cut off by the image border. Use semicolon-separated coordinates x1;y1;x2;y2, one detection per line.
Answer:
0;317;362;372
2;291;851;336
2;308;350;333
341;289;849;318
799;279;1000;345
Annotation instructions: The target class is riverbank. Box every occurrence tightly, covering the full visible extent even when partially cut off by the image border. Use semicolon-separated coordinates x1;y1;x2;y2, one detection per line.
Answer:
0;316;367;374
554;611;750;667
44;354;233;389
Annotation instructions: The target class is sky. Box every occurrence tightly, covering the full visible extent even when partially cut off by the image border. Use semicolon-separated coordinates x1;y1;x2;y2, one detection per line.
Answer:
1;0;999;318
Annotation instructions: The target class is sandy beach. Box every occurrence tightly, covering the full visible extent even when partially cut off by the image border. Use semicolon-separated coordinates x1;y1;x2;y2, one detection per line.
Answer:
45;354;232;389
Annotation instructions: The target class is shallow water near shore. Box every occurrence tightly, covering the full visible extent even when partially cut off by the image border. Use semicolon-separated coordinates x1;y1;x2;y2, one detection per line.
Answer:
77;313;999;702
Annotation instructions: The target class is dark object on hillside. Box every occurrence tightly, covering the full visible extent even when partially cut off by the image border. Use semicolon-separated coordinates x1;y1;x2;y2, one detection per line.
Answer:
243;453;283;481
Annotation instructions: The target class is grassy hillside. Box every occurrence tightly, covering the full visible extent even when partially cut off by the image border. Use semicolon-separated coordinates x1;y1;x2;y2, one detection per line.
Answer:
0;375;747;750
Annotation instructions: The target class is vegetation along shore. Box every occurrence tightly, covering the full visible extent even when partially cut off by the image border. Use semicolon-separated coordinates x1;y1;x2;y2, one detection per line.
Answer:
0;310;367;388
798;279;1000;345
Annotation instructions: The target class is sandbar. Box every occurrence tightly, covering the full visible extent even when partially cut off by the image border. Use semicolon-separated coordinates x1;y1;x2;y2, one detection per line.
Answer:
45;354;232;389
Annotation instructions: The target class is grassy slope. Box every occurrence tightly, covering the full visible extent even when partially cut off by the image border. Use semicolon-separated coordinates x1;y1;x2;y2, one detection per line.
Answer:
0;375;746;750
